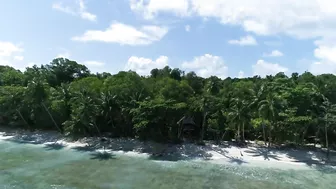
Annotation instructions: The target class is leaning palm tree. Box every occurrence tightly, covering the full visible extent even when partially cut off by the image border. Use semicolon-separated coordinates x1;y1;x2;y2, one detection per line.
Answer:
26;78;62;133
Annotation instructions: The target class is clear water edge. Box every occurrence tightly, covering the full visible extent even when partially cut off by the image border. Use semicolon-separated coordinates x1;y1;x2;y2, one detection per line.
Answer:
0;140;335;189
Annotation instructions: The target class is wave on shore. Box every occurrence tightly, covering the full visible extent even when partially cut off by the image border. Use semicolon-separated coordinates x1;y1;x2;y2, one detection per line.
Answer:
0;127;335;171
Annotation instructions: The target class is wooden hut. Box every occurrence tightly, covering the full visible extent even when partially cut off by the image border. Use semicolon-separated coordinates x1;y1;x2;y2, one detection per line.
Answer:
177;116;199;140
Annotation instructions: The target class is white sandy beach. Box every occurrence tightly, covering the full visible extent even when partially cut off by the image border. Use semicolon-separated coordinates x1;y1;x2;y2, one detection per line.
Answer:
0;128;335;170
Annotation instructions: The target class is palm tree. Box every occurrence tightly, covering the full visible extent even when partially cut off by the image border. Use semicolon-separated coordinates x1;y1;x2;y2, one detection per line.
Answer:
229;98;248;143
26;78;62;133
258;91;280;148
321;98;336;160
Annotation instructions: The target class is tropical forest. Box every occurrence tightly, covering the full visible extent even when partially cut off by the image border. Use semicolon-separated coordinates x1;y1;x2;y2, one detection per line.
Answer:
1;57;335;151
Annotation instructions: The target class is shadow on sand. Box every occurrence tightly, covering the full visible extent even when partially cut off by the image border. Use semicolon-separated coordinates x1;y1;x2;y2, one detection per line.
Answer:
44;143;66;150
1;128;336;173
90;151;116;161
244;148;281;161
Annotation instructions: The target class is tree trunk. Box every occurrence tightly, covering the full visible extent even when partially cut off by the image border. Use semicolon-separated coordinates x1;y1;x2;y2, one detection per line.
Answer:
42;102;62;133
237;123;240;143
16;109;30;129
242;121;245;143
262;123;267;146
110;114;115;128
301;127;308;145
200;112;208;142
178;121;183;140
268;127;272;149
314;128;320;148
93;120;102;138
325;124;329;160
221;130;228;141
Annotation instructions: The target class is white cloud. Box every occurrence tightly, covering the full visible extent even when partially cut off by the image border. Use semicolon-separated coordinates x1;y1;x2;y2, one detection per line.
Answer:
309;61;336;75
125;56;169;75
228;35;257;46
0;41;23;57
56;52;71;59
0;59;12;67
82;61;105;67
129;0;336;40
308;46;336;75
238;71;245;78
182;54;228;79
130;0;190;20
52;3;75;15
52;0;97;21
263;50;284;57
129;0;336;74
14;56;24;61
185;25;191;32
253;60;288;77
72;22;168;45
0;41;25;69
314;46;336;63
81;60;106;73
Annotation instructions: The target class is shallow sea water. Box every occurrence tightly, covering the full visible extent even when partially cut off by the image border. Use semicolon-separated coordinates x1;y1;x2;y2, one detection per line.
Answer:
0;140;335;189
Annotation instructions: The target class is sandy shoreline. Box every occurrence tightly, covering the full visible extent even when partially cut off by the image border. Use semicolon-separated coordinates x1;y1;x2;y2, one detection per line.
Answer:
1;127;335;170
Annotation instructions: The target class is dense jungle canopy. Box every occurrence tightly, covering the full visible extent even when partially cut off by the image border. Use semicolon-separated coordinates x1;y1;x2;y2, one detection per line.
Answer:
1;58;336;149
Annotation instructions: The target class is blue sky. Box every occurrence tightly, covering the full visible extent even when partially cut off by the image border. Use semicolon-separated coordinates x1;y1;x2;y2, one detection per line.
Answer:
0;0;335;78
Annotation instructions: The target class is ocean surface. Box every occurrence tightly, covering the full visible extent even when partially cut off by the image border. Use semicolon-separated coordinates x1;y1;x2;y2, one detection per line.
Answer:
0;140;335;189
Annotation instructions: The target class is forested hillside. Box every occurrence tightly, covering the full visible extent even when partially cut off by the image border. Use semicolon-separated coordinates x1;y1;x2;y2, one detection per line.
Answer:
1;58;336;149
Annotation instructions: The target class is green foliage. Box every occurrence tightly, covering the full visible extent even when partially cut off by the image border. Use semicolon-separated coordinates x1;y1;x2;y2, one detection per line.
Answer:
1;59;336;146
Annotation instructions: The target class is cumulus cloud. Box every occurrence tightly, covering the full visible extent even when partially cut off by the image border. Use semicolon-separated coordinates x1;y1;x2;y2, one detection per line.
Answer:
309;46;336;75
14;56;24;61
82;60;106;73
253;60;288;77
72;22;168;45
228;35;257;46
131;0;336;39
130;0;190;20
0;41;25;69
182;54;228;79
125;56;169;75
0;41;23;57
52;0;97;21
129;0;336;74
263;50;284;57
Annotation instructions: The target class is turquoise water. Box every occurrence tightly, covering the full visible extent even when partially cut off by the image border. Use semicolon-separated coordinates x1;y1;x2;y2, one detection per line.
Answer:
0;140;335;189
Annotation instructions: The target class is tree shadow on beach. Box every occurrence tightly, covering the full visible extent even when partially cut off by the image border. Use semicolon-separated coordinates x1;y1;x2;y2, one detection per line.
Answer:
71;145;96;152
90;151;116;161
244;148;281;161
284;148;336;173
43;143;66;150
227;156;248;165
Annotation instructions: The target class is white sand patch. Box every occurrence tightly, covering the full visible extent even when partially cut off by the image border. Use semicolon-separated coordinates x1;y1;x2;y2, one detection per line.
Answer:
0;128;335;170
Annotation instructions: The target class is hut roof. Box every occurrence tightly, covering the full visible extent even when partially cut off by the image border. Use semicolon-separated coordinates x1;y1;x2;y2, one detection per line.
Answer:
182;117;196;126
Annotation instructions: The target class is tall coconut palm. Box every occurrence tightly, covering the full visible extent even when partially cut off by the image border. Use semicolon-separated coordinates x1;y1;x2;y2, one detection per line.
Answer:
229;98;249;143
258;90;283;148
